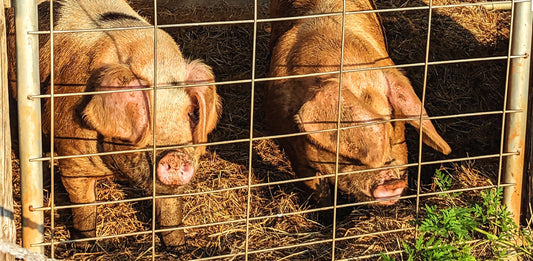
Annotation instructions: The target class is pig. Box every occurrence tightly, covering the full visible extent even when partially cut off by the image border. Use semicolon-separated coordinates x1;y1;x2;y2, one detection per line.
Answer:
8;0;221;246
265;0;451;211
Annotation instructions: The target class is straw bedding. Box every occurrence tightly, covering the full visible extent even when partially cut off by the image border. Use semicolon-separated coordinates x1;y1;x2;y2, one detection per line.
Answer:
10;0;513;259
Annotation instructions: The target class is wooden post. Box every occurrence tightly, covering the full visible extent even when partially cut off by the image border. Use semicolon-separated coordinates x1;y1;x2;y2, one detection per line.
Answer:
0;0;15;260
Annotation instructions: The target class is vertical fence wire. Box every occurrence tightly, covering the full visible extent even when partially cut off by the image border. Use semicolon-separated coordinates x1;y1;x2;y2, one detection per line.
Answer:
151;0;159;259
245;0;259;259
498;0;516;198
415;0;435;220
48;0;56;258
331;0;348;258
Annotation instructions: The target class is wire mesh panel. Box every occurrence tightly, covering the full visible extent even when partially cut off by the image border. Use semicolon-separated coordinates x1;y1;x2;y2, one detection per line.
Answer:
13;0;530;260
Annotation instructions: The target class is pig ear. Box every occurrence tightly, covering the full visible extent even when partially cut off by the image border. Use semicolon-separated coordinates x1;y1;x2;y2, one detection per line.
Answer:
296;82;390;168
83;65;150;143
385;70;451;155
185;61;221;144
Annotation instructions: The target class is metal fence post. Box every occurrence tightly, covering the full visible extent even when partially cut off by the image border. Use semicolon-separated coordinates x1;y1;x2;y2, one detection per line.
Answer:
1;0;15;260
504;0;532;226
15;0;44;253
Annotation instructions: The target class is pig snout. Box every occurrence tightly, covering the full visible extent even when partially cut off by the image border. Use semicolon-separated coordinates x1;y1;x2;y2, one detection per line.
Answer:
157;152;194;186
371;179;406;205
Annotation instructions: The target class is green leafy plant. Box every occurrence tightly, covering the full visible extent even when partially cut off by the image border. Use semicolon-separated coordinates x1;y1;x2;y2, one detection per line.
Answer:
433;169;462;198
382;171;533;261
433;169;452;192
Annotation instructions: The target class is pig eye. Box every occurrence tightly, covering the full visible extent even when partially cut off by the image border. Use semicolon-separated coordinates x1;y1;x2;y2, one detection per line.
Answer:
384;159;396;165
188;104;200;127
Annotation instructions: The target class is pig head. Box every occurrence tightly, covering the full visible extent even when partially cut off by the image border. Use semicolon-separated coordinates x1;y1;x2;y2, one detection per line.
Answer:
266;0;451;210
18;0;221;246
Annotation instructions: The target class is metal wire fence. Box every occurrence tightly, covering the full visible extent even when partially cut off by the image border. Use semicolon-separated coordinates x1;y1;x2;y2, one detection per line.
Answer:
13;0;531;259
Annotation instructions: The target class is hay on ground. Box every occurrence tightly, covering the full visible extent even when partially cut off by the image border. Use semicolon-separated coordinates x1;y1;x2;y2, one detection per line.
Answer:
10;0;515;259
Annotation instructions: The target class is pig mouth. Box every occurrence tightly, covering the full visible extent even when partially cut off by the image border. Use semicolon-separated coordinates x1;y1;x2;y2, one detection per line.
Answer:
371;179;406;205
156;152;195;186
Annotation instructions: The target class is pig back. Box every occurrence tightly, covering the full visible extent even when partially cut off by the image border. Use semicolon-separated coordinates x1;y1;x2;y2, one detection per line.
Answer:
266;0;392;136
269;0;384;51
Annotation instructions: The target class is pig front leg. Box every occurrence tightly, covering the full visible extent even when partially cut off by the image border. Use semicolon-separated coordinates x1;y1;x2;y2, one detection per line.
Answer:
61;176;97;240
284;137;355;223
300;167;358;224
295;164;340;224
281;137;333;208
300;170;332;208
156;196;185;246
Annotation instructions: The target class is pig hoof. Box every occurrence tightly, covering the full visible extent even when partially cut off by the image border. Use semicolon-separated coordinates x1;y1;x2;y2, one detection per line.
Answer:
160;229;185;247
70;228;96;249
73;240;93;250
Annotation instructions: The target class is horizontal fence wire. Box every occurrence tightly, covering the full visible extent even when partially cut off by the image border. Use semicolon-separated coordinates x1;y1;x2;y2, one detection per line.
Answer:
22;0;522;259
26;54;524;100
31;151;519;214
32;182;518;247
28;109;522;162
338;239;484;261
25;0;527;35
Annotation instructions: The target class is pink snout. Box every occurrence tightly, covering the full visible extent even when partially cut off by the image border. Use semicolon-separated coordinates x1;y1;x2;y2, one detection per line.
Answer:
372;179;406;205
157;152;194;186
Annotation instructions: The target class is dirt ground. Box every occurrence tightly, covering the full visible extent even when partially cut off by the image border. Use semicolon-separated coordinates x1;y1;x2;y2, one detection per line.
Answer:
9;0;516;260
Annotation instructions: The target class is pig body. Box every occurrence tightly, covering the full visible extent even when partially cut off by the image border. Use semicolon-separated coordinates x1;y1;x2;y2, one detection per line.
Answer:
266;0;451;209
10;0;220;246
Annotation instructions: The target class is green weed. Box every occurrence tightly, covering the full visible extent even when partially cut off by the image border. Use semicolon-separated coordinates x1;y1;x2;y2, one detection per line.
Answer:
382;171;533;261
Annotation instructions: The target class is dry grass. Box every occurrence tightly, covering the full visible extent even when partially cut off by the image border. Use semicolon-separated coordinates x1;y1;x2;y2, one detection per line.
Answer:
9;0;515;260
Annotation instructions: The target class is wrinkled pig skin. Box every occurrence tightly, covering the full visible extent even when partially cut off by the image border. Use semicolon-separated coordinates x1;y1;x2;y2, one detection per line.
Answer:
7;0;221;246
266;0;451;212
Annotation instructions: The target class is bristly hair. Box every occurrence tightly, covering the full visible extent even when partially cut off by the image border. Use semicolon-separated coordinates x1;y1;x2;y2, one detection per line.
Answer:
99;12;140;22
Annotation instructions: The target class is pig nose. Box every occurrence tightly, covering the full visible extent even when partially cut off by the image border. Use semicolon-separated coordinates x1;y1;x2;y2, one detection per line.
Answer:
157;152;194;186
372;179;406;205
